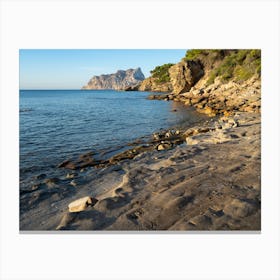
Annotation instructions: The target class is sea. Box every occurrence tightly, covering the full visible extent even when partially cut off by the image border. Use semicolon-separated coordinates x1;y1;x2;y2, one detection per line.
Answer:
20;90;207;183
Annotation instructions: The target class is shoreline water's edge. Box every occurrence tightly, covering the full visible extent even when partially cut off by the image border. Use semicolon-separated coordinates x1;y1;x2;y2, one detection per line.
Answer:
20;85;261;231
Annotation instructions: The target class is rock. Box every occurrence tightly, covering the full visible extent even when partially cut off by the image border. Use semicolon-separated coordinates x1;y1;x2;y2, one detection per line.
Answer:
223;111;233;117
68;196;98;212
139;77;173;92
20;184;40;195
165;132;172;138
194;103;204;109
153;133;161;141
185;137;199;145
218;116;239;129
189;215;212;226
82;68;145;90
157;142;172;151
123;83;141;91
56;212;77;230
197;106;217;117
58;153;99;170
169;60;204;94
147;93;169;100
223;198;257;218
66;173;77;179
184;127;211;137
35;174;47;180
57;160;76;170
243;105;255;112
70;180;77;187
44;177;60;185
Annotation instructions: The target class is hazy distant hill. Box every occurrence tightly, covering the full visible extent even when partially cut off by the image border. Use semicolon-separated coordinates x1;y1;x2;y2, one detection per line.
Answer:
82;67;145;90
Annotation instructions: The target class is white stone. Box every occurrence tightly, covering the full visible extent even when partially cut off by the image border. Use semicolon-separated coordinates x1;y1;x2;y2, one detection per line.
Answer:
68;196;97;212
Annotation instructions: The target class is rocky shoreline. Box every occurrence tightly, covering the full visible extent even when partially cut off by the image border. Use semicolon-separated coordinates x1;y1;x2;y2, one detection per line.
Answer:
20;49;261;231
147;74;260;117
20;109;261;231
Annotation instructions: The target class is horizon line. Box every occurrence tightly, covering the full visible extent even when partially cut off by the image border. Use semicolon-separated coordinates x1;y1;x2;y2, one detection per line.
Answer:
19;88;121;91
20;88;82;90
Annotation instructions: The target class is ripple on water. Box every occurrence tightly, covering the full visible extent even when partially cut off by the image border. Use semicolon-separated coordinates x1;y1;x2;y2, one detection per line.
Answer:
20;90;209;184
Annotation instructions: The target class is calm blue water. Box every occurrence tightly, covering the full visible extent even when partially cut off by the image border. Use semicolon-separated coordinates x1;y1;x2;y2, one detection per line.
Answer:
20;90;207;180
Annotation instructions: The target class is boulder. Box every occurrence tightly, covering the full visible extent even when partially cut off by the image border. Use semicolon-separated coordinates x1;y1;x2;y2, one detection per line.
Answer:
68;196;98;212
169;60;204;94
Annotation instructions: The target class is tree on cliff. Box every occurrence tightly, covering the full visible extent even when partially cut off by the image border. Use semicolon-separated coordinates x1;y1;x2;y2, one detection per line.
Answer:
150;63;174;83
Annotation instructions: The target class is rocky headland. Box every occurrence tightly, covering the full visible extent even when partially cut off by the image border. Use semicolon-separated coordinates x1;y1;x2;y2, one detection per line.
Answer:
82;67;145;90
20;50;261;231
132;50;261;117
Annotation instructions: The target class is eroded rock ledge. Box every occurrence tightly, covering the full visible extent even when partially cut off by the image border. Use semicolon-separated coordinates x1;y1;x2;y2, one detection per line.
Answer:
20;112;261;231
147;75;260;117
54;112;260;231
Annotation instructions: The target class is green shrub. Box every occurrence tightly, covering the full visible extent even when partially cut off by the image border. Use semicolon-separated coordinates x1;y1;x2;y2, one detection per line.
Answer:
249;49;261;59
185;50;204;60
206;49;261;85
185;49;223;61
206;72;217;86
234;65;254;81
236;49;248;63
150;63;174;83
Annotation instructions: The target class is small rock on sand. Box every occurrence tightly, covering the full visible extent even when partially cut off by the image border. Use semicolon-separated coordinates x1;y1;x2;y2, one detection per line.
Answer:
68;196;98;212
157;143;172;151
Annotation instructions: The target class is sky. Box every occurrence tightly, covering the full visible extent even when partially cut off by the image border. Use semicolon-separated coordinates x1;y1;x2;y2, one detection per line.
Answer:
19;49;187;89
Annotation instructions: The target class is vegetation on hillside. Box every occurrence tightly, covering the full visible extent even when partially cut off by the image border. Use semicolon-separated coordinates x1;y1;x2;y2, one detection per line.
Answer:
150;63;174;83
184;49;261;85
206;49;261;85
148;49;261;88
185;49;224;60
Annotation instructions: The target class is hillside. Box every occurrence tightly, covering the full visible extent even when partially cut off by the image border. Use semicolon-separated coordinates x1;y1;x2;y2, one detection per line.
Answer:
82;67;145;90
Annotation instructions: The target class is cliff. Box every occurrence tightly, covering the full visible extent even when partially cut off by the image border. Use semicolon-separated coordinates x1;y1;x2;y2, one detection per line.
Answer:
136;50;260;94
138;77;173;92
82;67;145;90
137;49;261;116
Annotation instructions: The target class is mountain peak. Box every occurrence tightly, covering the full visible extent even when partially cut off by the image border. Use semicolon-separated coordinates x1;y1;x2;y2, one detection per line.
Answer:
82;68;145;90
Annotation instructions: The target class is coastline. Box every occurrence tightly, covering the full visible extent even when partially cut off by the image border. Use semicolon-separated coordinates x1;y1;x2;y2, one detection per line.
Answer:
20;98;261;230
20;104;212;230
20;49;262;231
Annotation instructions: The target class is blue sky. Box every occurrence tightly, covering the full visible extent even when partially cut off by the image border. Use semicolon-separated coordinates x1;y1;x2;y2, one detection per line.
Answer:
19;49;187;89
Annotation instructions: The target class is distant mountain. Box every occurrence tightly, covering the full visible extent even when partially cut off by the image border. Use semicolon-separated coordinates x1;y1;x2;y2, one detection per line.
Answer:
81;67;145;90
